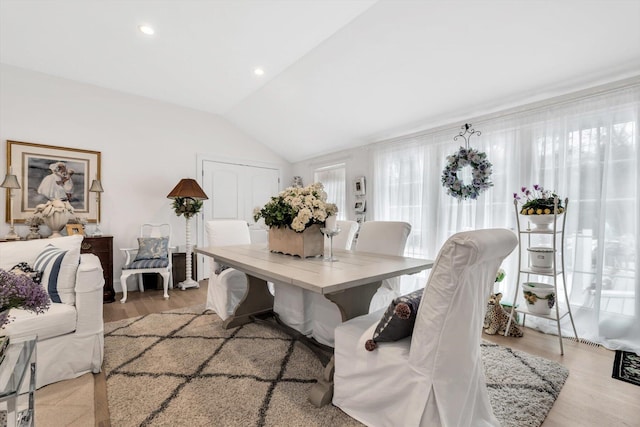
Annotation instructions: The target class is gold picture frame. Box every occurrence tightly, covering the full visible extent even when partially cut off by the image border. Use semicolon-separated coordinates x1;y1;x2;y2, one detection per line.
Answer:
5;140;101;224
65;224;85;236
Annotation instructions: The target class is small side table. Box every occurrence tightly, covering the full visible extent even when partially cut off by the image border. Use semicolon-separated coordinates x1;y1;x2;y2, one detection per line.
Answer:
142;251;197;290
0;337;37;426
81;236;115;303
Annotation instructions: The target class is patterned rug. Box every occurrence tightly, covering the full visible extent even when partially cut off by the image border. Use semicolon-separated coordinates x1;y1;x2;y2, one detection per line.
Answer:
612;350;640;387
104;305;569;427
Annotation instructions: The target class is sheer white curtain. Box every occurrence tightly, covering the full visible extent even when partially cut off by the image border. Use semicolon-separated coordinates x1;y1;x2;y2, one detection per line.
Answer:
372;84;640;353
314;164;346;220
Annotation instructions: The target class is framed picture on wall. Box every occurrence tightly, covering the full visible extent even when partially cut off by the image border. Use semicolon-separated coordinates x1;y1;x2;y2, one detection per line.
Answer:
354;200;366;213
354;176;366;196
5;140;102;224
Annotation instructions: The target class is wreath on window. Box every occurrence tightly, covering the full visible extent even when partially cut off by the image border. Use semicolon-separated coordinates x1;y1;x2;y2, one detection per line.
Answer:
441;146;493;200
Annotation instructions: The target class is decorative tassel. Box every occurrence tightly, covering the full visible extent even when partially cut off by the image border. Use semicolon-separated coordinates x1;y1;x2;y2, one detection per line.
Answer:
394;302;411;320
365;339;378;351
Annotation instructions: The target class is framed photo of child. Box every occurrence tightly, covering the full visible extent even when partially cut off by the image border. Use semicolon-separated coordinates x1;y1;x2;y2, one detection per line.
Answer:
5;140;101;224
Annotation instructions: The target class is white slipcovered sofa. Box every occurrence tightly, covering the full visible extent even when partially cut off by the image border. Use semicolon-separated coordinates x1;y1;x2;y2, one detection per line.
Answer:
0;235;104;388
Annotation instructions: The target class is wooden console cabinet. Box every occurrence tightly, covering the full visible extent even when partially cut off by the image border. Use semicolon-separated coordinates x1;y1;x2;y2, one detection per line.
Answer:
81;236;115;303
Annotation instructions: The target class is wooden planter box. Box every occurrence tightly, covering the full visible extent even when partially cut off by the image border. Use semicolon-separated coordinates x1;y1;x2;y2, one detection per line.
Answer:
268;224;324;258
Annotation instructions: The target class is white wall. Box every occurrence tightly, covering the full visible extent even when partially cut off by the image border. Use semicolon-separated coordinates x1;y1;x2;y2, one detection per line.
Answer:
0;64;291;292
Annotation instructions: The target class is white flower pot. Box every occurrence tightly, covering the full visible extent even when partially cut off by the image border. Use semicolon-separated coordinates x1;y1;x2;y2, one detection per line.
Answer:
521;213;561;230
527;246;554;271
521;282;556;315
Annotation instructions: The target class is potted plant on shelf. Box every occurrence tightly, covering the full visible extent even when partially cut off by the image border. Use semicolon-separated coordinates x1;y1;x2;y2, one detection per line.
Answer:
513;185;564;230
253;182;338;258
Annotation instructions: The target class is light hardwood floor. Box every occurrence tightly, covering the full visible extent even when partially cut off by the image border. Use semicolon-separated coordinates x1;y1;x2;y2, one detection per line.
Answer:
96;283;639;427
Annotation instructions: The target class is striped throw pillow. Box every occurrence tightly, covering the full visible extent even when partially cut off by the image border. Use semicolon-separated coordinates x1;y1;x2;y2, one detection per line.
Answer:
34;245;69;304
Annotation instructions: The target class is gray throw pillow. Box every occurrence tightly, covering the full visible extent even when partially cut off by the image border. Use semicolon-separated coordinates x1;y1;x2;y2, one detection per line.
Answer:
365;288;423;351
134;237;169;261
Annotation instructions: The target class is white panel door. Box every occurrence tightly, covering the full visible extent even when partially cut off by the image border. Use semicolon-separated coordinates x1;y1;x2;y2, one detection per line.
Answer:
199;160;279;278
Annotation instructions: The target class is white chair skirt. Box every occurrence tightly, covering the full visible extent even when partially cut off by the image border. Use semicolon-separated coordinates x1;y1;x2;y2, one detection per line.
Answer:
333;310;499;427
206;268;248;321
272;282;313;335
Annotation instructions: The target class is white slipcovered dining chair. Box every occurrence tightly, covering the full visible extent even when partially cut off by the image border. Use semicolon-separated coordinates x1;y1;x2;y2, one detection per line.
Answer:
205;219;251;321
331;220;359;250
309;221;412;347
333;228;518;427
356;221;412;311
272;219;359;336
120;223;173;303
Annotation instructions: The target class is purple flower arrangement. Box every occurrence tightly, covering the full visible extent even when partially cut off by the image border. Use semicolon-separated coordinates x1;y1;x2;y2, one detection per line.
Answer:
513;185;564;215
0;269;51;329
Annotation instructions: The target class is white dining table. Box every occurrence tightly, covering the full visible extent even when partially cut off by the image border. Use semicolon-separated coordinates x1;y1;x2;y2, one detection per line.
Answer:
195;243;434;406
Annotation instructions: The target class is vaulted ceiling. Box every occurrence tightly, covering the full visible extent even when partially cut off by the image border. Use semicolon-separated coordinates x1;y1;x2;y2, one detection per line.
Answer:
2;0;639;162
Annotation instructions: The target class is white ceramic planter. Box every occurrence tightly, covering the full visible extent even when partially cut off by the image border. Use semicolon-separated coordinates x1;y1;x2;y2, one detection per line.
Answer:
43;210;70;238
527;246;554;271
521;282;556;314
521;213;562;230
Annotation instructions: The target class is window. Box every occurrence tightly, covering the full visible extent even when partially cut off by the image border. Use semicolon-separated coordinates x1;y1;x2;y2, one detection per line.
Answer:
314;163;346;220
372;85;640;352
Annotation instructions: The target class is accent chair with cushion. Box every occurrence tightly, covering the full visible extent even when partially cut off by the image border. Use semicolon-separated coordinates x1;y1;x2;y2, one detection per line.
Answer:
0;235;104;388
332;228;518;427
205;219;252;321
120;223;172;303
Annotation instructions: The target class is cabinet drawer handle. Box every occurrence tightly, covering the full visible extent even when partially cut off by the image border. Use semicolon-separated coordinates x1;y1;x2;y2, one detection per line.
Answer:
81;242;92;250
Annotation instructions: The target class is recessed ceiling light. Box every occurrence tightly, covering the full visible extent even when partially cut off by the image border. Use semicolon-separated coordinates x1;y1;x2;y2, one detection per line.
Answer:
138;25;155;35
254;68;265;76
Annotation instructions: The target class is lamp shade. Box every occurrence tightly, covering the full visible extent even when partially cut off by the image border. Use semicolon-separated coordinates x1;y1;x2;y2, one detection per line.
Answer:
167;178;208;200
89;179;104;193
0;174;21;190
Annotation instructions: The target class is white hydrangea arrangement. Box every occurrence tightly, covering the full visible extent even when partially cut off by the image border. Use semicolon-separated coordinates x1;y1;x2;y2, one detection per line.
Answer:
253;182;338;232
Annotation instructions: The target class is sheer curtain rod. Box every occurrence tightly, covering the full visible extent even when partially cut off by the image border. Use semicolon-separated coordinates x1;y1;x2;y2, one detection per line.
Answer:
377;75;640;146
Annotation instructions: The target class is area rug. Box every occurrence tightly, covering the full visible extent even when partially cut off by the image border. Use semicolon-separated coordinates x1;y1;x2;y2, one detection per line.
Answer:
612;350;640;387
104;305;569;427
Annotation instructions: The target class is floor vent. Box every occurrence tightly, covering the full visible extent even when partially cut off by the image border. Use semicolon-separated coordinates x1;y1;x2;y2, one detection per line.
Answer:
565;337;601;347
